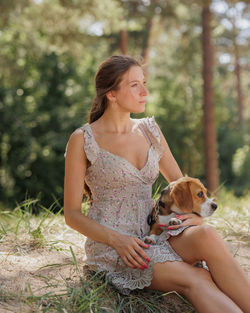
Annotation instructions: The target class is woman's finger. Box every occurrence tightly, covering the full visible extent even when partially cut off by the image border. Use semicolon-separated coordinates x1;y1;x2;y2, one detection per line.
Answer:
115;235;151;269
166;223;186;230
167;218;200;229
129;249;149;269
158;222;184;229
126;254;146;270
123;255;137;269
131;246;150;268
176;214;191;221
158;223;168;228
136;238;150;249
134;239;151;262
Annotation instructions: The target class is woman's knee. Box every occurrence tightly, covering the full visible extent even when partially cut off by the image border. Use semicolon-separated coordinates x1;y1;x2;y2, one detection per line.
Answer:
193;225;221;247
148;261;212;295
191;224;228;260
183;267;214;296
169;225;224;263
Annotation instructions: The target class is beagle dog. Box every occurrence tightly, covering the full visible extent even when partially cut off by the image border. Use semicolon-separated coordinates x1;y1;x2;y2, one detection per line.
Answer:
144;177;217;244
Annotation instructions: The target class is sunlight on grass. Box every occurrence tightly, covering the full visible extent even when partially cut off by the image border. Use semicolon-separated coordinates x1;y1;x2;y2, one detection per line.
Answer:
207;189;250;242
0;190;249;312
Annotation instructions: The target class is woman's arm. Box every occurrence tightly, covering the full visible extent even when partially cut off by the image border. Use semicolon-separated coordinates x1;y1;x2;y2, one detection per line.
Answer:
64;129;150;269
156;126;183;182
64;128;115;244
156;125;203;228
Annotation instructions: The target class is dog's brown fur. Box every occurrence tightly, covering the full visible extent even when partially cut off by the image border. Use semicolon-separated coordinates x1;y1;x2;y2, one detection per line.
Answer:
145;177;217;244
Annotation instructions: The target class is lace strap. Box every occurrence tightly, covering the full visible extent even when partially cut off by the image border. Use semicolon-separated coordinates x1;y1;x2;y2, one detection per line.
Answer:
138;123;152;146
63;124;99;164
139;117;165;160
80;123;99;164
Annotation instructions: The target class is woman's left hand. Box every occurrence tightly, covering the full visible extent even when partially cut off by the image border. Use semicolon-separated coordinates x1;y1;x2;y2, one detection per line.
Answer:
161;214;204;230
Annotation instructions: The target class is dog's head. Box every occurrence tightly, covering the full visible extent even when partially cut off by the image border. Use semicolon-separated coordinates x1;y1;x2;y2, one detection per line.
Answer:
159;177;217;217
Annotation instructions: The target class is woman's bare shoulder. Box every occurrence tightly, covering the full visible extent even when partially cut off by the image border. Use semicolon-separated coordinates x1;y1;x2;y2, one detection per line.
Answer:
71;127;84;137
64;127;87;164
67;128;85;150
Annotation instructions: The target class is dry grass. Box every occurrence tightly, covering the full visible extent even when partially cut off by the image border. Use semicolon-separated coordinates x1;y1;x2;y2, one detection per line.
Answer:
0;189;249;313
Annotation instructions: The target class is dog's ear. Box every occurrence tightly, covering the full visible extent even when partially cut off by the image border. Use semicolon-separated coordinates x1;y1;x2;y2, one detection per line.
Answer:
170;181;193;212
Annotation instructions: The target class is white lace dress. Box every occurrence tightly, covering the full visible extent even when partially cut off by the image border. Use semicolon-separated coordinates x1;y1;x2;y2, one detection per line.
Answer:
67;117;187;295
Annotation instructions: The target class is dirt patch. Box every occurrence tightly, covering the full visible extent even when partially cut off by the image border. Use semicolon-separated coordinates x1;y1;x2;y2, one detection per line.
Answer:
227;239;250;277
0;230;86;313
0;228;249;313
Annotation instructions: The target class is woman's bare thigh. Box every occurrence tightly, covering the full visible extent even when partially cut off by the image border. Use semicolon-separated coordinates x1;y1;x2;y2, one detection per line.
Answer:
168;225;221;264
146;260;211;294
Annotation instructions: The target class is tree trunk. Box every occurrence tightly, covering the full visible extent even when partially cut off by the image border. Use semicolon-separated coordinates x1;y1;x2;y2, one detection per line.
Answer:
201;3;219;194
232;19;244;126
141;17;154;80
120;29;128;55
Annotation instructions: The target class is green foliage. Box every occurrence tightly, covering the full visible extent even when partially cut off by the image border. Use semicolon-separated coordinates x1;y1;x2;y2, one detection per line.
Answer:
217;123;250;195
232;144;250;195
0;0;249;210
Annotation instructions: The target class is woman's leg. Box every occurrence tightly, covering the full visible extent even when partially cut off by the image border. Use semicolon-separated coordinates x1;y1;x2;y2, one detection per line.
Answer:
168;225;250;313
147;261;243;313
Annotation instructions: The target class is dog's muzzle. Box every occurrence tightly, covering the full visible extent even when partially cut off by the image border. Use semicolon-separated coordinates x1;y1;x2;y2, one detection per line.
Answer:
200;198;218;217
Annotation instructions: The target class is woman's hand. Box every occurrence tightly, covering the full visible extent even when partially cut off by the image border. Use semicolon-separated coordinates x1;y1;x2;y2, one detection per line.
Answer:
160;213;204;230
110;233;151;270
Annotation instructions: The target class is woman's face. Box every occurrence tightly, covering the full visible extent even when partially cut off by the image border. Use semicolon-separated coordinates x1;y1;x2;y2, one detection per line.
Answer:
112;65;148;114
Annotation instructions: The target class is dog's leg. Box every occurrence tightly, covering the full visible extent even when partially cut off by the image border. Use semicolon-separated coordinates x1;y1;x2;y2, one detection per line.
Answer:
144;234;158;244
144;220;163;244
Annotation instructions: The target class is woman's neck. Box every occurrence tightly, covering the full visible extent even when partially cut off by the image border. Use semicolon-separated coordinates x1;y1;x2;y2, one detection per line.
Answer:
97;109;134;134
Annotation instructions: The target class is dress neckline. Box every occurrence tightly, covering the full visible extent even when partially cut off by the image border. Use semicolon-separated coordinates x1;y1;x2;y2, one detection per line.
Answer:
85;122;153;173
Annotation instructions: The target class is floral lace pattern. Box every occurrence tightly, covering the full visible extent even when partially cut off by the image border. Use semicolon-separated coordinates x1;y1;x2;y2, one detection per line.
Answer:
66;117;187;295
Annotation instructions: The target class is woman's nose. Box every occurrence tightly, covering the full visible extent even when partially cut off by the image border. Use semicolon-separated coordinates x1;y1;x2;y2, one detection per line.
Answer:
140;84;148;96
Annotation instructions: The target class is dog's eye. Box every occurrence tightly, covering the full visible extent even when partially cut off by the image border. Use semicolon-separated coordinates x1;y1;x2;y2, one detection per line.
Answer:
197;191;204;198
158;200;165;207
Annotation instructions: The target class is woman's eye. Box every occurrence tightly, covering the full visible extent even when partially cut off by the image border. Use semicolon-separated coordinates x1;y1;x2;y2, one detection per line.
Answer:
131;83;138;87
197;191;203;198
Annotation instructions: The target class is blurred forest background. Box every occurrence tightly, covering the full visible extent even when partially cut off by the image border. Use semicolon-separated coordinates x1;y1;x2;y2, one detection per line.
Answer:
0;0;249;211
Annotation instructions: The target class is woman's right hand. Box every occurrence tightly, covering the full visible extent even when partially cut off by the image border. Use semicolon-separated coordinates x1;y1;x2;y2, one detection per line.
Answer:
110;233;151;270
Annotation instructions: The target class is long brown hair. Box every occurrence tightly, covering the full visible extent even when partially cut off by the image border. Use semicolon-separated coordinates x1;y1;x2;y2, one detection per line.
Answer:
84;55;142;199
88;55;142;123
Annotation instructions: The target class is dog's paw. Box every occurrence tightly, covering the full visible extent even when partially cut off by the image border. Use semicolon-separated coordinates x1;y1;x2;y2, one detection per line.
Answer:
194;261;203;268
169;218;182;226
144;235;156;245
194;261;209;271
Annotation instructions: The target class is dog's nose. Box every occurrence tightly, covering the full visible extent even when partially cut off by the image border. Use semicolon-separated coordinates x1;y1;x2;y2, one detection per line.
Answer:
211;203;217;211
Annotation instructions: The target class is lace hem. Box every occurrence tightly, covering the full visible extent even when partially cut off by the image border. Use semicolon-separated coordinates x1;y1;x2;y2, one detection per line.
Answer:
106;240;183;295
166;225;190;237
107;258;182;295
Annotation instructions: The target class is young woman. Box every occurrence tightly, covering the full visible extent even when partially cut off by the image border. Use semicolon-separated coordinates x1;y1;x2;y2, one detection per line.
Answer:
64;55;250;313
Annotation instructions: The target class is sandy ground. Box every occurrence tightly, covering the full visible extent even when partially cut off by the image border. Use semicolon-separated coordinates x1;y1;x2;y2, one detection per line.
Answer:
0;227;249;313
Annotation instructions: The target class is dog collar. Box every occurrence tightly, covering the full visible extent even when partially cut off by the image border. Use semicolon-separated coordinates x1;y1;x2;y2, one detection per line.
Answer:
147;199;163;226
147;213;156;226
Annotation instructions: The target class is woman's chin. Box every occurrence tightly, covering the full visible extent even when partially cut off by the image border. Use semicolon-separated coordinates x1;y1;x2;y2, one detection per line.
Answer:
132;105;146;114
